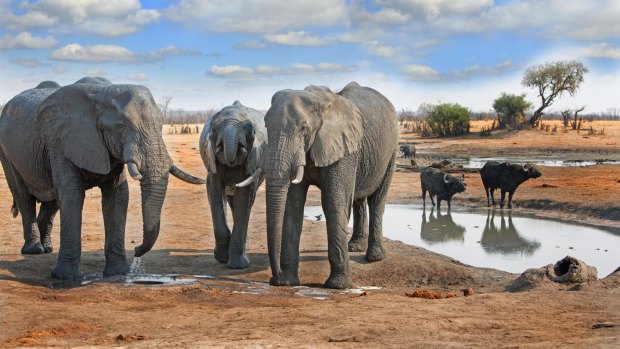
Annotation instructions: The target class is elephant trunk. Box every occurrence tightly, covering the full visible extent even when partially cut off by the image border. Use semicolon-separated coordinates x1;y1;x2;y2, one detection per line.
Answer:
265;179;290;283
222;124;239;165
134;173;168;257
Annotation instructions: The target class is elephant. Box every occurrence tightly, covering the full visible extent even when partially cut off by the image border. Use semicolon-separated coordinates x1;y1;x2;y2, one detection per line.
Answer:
0;77;205;280
199;100;267;269
262;81;398;289
399;143;416;160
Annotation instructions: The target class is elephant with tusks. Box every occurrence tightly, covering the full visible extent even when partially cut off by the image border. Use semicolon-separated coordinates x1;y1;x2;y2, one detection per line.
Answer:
200;101;267;269
0;77;204;280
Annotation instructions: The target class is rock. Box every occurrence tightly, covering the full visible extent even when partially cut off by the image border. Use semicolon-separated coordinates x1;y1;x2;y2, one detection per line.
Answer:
546;256;597;283
463;288;474;296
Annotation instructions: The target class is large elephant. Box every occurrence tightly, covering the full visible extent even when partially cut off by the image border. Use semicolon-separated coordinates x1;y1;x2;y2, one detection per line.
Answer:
0;77;204;280
263;82;398;289
199;101;266;269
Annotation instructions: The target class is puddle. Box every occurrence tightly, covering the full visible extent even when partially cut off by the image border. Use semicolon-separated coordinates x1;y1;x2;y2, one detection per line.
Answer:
304;205;620;277
448;157;620;169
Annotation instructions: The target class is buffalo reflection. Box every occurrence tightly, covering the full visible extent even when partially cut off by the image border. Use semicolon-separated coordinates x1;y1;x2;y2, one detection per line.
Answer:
480;210;540;255
420;207;466;244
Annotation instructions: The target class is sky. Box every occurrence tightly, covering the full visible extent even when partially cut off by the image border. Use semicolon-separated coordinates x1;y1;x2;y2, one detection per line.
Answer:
1;0;619;114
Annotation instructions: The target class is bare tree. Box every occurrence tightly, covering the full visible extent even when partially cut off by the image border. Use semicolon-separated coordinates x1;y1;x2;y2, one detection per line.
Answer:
522;60;588;126
158;96;172;121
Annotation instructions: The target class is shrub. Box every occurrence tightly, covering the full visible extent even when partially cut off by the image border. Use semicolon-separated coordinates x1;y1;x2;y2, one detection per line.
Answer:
424;103;471;136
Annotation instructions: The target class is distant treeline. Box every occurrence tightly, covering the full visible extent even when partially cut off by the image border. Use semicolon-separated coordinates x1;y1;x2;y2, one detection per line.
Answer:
163;108;218;125
397;108;620;122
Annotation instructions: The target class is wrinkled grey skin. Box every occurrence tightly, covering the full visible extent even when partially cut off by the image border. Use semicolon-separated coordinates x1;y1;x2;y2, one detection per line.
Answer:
480;161;542;209
420;167;466;210
0;77;204;280
263;82;398;289
199;101;267;269
399;144;416;160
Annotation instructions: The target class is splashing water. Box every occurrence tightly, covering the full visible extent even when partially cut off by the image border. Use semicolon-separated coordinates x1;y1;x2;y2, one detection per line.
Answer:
128;257;145;276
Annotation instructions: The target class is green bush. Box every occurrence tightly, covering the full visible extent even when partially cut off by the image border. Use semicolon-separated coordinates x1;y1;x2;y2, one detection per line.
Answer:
425;103;471;136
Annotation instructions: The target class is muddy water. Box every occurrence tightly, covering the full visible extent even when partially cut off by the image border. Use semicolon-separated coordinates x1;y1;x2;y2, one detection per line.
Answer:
450;157;620;168
304;205;620;277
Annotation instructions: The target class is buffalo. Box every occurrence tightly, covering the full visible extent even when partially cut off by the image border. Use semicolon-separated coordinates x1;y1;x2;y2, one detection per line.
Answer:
420;167;466;209
480;161;542;209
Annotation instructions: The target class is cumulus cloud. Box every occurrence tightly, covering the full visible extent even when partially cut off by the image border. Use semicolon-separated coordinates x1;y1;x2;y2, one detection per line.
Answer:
127;72;149;81
0;32;58;49
0;0;160;37
165;0;348;33
50;43;200;63
580;43;620;60
264;31;331;47
404;60;517;81
208;62;355;78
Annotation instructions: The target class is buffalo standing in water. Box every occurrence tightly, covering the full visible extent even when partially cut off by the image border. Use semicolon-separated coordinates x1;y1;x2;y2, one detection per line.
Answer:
480;161;542;209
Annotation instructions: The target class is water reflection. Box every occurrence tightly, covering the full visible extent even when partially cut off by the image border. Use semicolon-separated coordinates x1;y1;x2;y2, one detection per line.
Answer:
420;208;465;244
452;157;620;169
480;211;540;255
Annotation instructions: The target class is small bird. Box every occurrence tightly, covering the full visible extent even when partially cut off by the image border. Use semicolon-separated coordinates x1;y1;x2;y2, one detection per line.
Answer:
315;214;322;221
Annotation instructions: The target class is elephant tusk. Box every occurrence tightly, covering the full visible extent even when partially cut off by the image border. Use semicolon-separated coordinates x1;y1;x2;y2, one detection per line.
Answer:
291;165;304;184
127;162;143;180
236;168;262;187
169;165;206;184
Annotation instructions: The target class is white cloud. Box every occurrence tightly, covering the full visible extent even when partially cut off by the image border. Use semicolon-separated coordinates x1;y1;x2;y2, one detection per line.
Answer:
580;43;620;60
165;0;348;33
83;67;106;76
10;57;42;68
264;31;330;47
208;62;355;78
49;43;200;63
0;0;160;37
127;73;149;81
0;32;58;49
404;60;517;81
403;64;441;81
51;43;136;63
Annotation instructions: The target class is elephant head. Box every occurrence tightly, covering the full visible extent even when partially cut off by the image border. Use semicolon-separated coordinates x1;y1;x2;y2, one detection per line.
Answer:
35;81;203;257
201;100;265;184
263;85;364;280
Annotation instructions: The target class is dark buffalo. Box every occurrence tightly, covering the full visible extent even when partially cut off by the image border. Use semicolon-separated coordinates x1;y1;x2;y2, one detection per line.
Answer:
399;144;416;159
420;167;466;209
480;161;542;209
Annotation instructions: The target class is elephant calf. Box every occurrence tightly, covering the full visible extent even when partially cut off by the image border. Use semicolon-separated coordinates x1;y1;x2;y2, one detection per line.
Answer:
0;78;204;280
421;167;467;209
480;161;541;209
200;101;267;269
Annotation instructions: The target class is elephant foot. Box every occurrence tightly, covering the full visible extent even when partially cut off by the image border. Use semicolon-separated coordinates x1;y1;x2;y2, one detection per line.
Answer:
51;263;83;281
365;244;386;262
269;273;299;286
348;237;368;252
227;254;250;269
21;241;45;254
103;261;130;278
42;243;53;253
324;273;353;289
214;245;229;263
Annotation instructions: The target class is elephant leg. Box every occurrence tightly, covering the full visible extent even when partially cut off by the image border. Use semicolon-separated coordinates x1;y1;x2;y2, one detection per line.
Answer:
322;162;356;289
207;174;230;263
51;162;86;280
279;183;309;286
227;183;258;269
100;178;129;277
0;158;44;254
348;198;368;252
366;156;395;263
37;200;58;253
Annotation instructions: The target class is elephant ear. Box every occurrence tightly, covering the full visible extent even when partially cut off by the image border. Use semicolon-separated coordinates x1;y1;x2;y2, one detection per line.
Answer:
245;119;267;176
309;91;363;167
200;117;218;174
36;83;111;174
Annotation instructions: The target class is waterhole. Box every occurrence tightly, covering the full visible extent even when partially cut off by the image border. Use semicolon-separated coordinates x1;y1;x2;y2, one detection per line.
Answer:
305;205;620;277
449;157;620;169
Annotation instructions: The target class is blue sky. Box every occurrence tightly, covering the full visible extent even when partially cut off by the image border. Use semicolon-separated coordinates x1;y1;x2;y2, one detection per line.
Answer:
1;0;619;114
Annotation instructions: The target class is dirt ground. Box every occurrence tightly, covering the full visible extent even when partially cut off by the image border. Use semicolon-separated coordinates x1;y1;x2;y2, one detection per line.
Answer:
1;122;619;348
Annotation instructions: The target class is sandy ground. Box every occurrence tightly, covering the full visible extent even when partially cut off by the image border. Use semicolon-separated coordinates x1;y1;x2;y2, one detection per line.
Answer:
1;123;619;348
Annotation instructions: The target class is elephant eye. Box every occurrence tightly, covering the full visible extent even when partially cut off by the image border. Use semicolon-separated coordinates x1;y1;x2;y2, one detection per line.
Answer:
116;122;125;130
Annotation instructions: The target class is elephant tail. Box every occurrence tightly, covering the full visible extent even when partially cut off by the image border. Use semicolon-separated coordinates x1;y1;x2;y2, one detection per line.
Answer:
10;200;18;218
